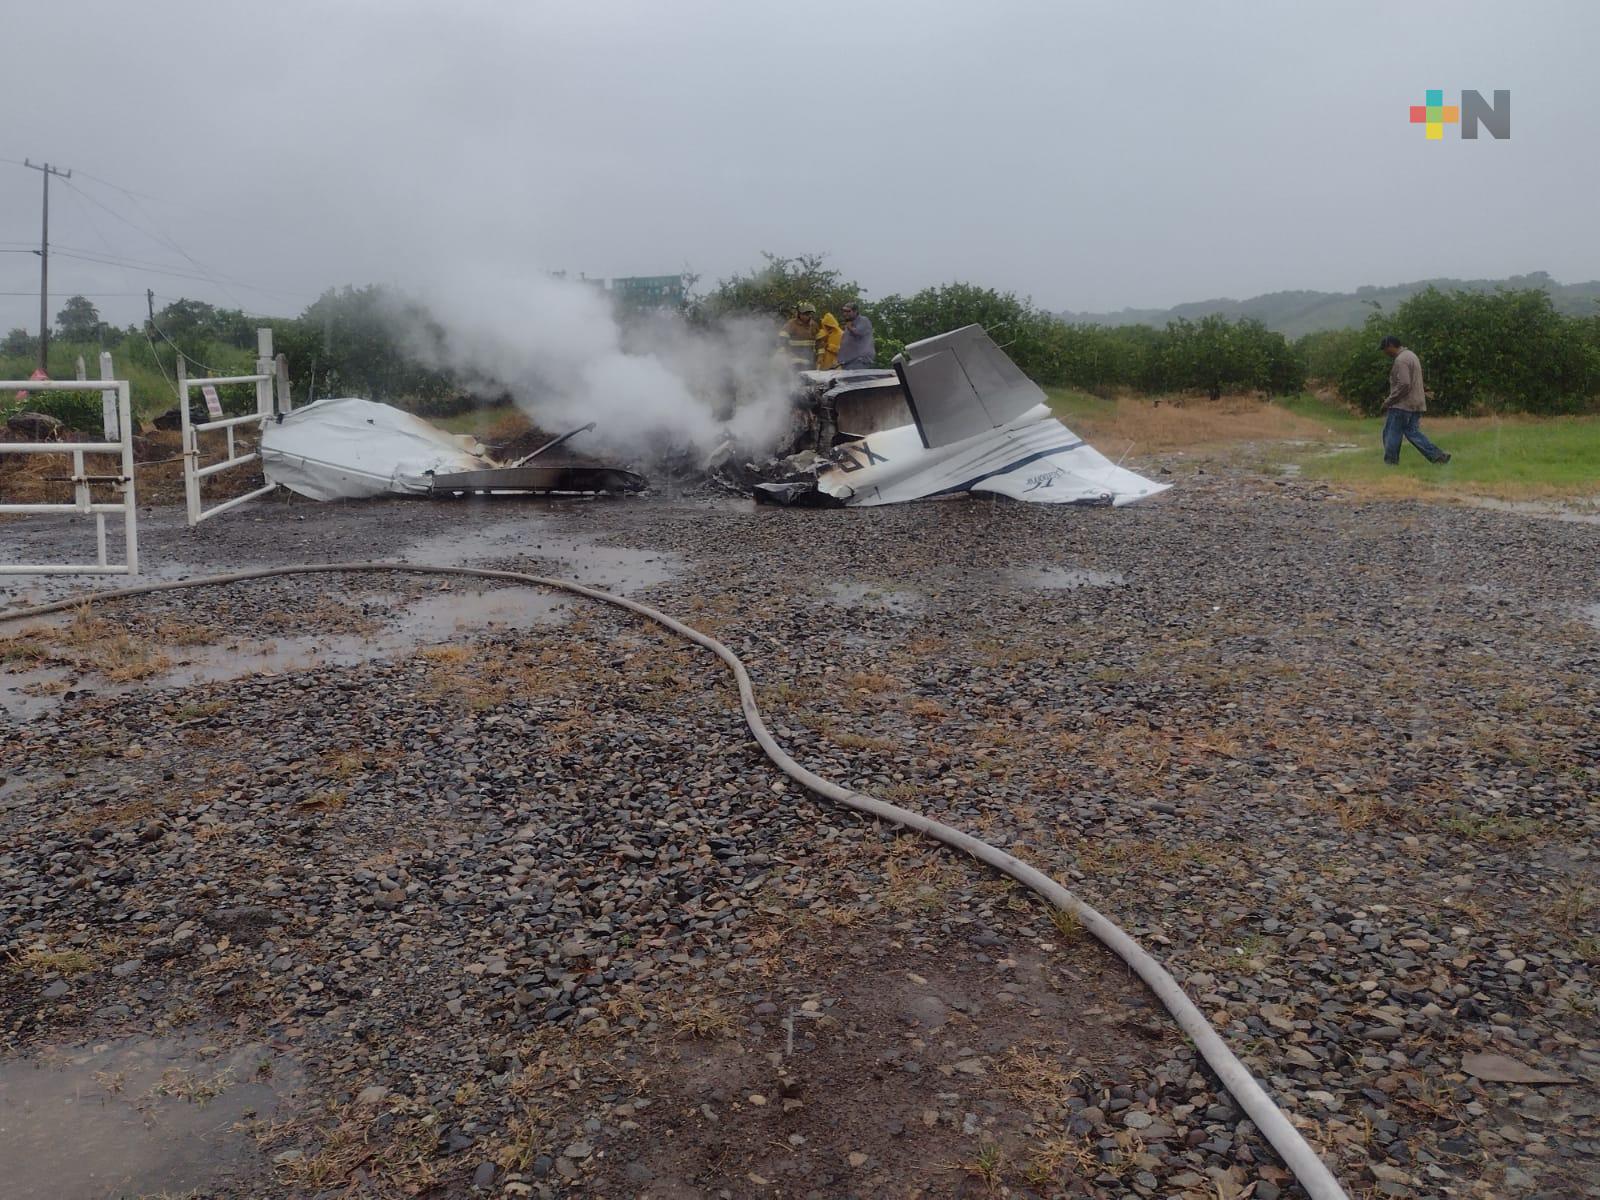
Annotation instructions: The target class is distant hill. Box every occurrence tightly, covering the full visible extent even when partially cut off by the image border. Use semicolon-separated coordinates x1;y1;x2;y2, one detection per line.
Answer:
1058;272;1600;340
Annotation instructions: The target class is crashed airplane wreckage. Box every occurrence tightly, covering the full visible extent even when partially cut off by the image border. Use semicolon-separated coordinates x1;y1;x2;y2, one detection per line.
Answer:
737;324;1168;508
260;397;644;500
256;326;1160;509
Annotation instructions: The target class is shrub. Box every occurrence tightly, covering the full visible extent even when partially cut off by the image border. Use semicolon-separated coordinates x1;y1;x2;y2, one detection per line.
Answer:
695;252;864;327
1334;287;1600;414
868;284;1302;397
2;390;105;433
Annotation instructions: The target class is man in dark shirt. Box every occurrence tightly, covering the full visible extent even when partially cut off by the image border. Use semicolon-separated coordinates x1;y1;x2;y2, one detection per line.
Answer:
837;301;875;369
1380;336;1450;465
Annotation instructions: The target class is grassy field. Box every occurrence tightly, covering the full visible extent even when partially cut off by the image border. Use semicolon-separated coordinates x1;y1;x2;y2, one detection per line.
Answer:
1285;397;1600;498
1047;388;1600;500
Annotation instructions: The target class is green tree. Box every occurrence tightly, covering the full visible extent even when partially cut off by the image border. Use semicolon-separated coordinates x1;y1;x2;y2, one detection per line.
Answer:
1334;286;1599;414
1158;316;1267;400
1262;330;1309;396
2;328;34;357
55;295;103;342
1170;316;1304;398
152;297;220;341
1297;328;1365;382
151;298;258;353
872;283;1061;377
297;284;457;408
695;253;864;328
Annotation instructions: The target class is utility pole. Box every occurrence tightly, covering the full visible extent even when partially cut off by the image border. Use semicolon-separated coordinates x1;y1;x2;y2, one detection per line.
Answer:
23;159;72;373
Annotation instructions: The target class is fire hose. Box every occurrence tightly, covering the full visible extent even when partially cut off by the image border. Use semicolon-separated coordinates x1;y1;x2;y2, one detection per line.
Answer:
2;563;1351;1200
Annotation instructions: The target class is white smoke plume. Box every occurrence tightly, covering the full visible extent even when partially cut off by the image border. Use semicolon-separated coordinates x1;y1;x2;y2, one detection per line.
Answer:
391;269;799;459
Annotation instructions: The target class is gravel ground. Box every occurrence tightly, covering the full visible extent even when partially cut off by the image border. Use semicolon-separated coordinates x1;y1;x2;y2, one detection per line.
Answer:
1;466;1596;1200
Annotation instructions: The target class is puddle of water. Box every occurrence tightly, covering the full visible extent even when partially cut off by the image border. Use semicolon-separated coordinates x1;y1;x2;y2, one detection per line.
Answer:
1012;565;1125;590
2;516;684;720
824;581;927;616
158;586;573;682
1462;497;1600;526
0;1033;298;1200
373;585;570;640
0;585;572;721
3;514;676;615
400;517;677;591
0;663;77;722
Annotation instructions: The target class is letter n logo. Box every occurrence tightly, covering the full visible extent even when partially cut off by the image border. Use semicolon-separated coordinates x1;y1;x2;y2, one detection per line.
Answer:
1460;90;1511;139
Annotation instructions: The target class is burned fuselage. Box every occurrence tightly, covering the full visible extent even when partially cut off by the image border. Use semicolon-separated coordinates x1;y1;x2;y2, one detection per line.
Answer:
759;326;1168;508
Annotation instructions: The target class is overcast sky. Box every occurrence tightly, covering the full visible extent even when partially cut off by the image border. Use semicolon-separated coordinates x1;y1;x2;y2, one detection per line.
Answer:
4;0;1597;332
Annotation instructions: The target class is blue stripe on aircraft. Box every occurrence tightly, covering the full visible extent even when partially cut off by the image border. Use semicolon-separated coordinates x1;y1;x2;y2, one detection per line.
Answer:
927;441;1087;497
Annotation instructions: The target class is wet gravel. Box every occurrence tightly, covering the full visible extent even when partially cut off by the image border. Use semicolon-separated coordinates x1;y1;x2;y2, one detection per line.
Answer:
1;469;1597;1200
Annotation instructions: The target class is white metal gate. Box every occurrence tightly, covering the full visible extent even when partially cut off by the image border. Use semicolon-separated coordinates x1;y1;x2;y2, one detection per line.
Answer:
178;328;292;526
0;371;139;575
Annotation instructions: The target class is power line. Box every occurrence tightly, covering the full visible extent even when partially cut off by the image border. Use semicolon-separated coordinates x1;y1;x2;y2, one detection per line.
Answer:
142;326;183;400
60;175;256;311
47;246;305;298
68;167;174;206
34;177;179;402
26;183;281;388
40;242;213;273
58;175;195;260
148;316;226;375
53;179;187;398
13;161;313;313
0;290;151;297
57;184;312;332
57;179;307;305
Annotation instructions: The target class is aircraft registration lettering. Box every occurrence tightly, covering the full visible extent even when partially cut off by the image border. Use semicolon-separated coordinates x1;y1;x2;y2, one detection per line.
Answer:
833;443;890;473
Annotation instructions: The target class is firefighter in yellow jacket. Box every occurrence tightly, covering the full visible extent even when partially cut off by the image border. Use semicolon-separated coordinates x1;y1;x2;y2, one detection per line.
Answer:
779;303;821;371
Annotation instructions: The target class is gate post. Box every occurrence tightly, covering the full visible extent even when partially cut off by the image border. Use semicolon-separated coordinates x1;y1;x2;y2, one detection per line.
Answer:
255;328;274;417
119;379;138;573
99;350;118;440
177;355;201;526
275;353;292;416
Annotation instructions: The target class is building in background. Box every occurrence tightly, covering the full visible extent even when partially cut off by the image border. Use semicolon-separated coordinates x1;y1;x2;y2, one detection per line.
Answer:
555;273;689;312
608;275;687;309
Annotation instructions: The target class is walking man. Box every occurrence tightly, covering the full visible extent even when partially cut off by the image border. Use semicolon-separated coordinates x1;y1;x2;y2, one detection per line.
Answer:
837;301;875;369
1379;335;1450;465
